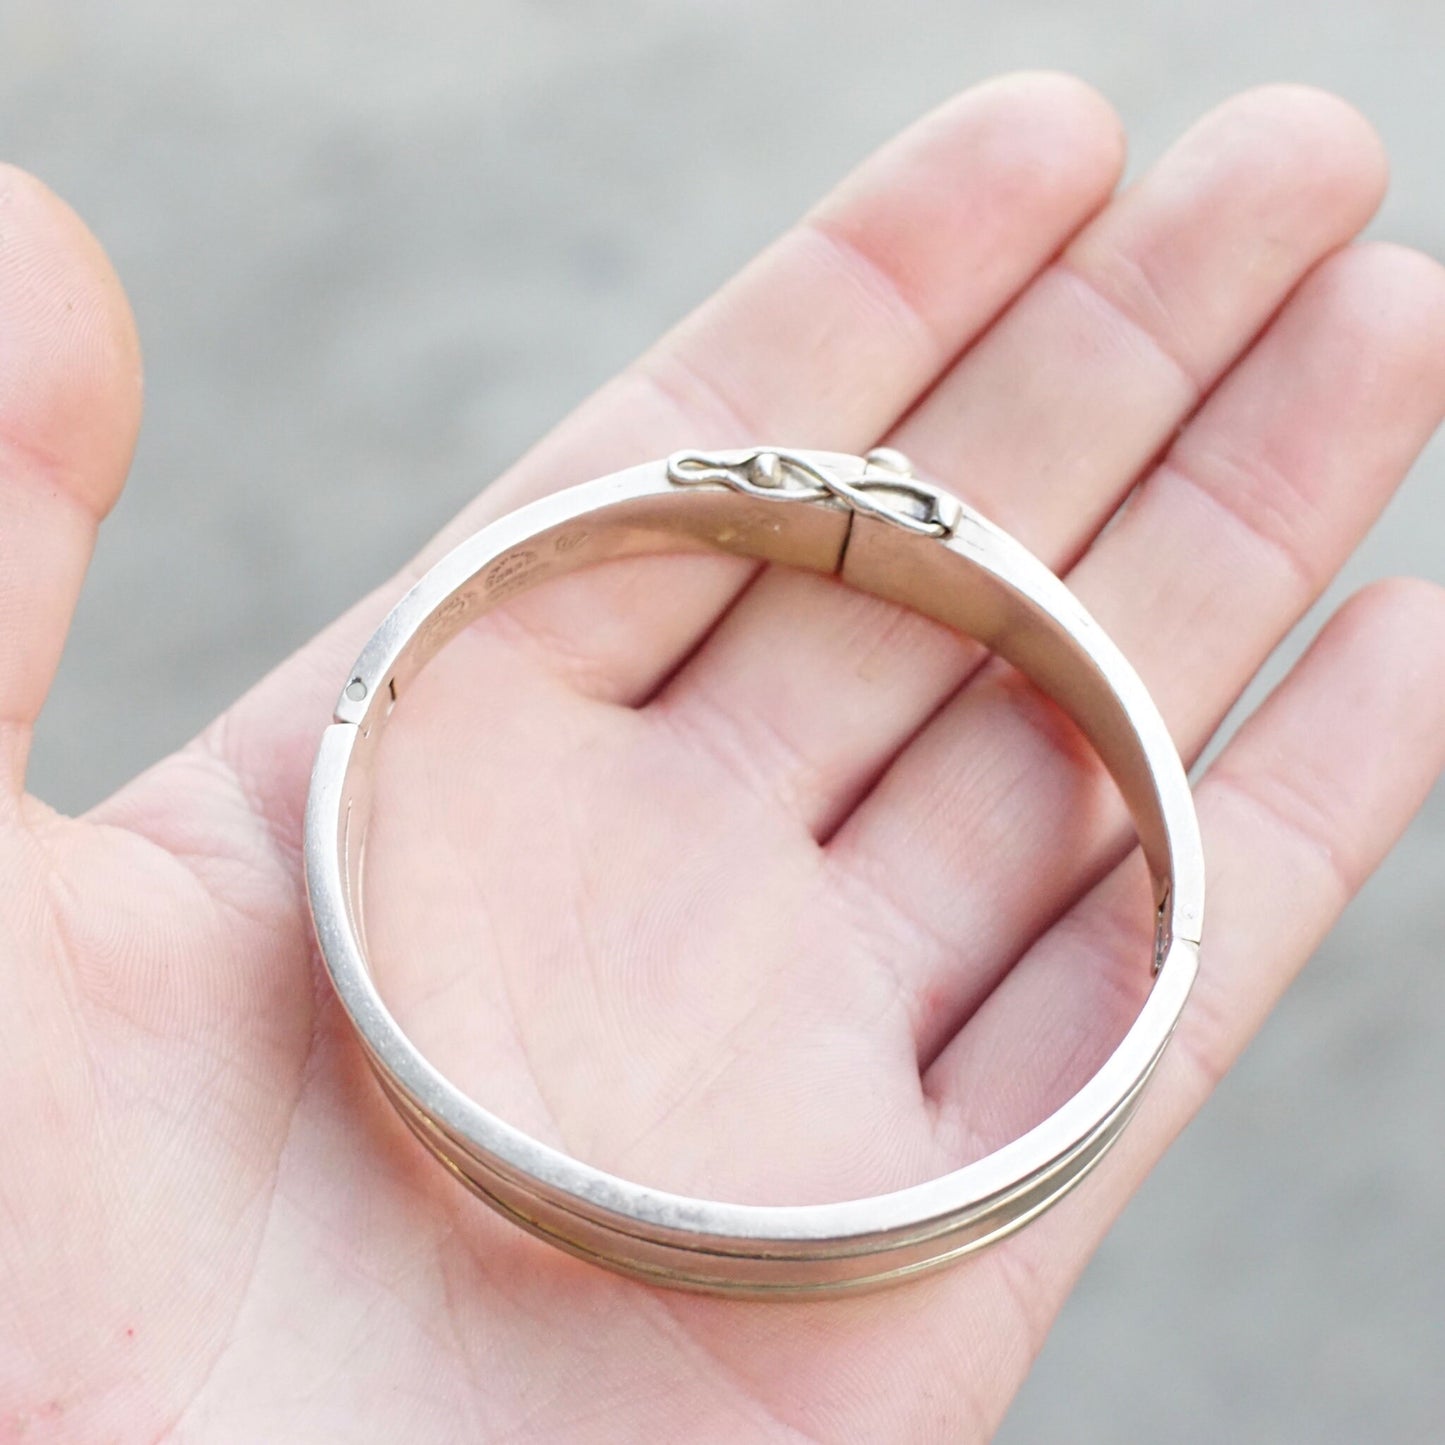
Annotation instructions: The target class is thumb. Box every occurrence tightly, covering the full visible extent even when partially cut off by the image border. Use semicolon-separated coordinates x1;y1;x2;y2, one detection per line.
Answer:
0;164;141;801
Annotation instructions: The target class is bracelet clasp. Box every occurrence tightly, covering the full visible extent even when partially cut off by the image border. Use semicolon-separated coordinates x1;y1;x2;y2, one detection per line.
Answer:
667;447;961;539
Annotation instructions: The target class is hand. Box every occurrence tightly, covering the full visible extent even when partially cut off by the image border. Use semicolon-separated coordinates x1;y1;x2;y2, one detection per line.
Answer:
4;73;1443;1443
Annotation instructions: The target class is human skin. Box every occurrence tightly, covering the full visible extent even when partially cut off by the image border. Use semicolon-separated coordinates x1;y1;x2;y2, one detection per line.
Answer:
1;72;1443;1443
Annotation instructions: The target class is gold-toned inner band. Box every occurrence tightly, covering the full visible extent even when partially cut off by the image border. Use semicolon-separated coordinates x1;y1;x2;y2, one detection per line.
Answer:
334;488;1180;973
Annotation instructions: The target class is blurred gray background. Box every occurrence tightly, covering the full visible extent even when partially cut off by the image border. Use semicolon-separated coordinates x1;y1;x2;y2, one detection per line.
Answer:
3;1;1441;1440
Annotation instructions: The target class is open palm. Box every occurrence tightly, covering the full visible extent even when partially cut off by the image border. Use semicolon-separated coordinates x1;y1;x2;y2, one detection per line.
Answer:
4;75;1444;1443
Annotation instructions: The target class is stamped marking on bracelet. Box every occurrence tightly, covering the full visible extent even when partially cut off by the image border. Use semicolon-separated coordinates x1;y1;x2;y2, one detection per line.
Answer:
482;549;546;599
419;590;477;649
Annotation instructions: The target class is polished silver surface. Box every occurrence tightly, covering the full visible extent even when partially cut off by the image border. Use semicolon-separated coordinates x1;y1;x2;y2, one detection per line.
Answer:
304;449;1205;1295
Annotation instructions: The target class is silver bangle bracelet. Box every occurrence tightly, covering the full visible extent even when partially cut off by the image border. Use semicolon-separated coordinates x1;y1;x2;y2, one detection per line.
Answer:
303;447;1204;1296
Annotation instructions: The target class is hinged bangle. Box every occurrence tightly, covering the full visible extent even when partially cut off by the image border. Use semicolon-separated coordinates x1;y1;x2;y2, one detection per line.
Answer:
304;448;1204;1296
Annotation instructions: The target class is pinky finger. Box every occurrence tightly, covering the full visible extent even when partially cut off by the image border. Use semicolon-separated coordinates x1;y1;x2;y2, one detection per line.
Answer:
925;577;1445;1389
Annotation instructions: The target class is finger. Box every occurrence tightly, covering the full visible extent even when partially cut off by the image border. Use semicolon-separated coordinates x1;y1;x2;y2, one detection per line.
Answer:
902;84;1387;538
921;580;1445;1423
99;75;1124;848
651;86;1386;837
829;240;1445;1060
0;165;142;799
